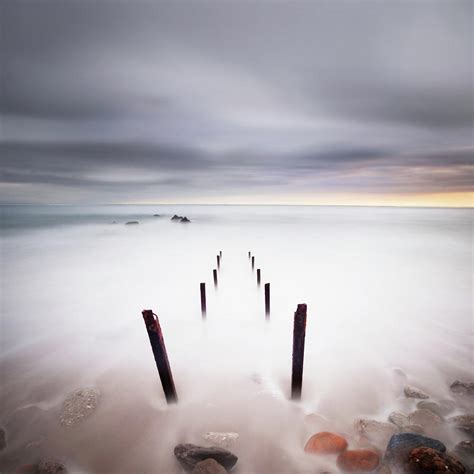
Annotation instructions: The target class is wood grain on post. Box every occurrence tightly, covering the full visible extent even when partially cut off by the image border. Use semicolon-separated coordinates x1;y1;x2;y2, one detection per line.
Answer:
213;269;218;288
141;310;178;404
291;303;307;400
264;283;270;316
200;282;206;317
257;268;261;286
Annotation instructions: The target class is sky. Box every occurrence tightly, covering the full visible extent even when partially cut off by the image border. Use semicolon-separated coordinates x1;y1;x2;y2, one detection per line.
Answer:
0;0;472;206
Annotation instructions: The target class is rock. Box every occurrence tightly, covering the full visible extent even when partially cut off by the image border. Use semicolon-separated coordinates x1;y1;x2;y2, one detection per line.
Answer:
304;431;348;455
354;419;398;447
384;433;446;466
337;449;380;472
59;388;100;427
153;214;161;217
406;447;466;473
376;462;392;474
404;385;430;399
191;459;227;474
180;217;191;223
388;411;409;428
36;460;67;474
26;436;46;449
416;400;454;417
0;427;6;450
171;215;183;221
449;415;474;436
125;221;139;225
408;409;443;429
203;432;239;448
403;425;425;435
454;440;474;470
451;381;474;396
174;444;237;471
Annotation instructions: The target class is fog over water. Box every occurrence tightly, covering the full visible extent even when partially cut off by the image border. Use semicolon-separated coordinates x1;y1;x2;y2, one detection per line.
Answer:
0;205;472;472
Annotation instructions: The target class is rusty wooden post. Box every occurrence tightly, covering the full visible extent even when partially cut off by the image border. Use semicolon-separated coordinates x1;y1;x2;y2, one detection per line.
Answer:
251;256;255;270
291;303;307;400
200;282;206;317
257;268;261;286
141;310;178;403
213;269;218;288
217;255;220;269
264;283;270;316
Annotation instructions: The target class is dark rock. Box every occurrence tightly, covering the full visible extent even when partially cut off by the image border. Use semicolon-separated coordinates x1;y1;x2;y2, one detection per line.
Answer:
153;214;161;217
406;447;466;473
180;217;191;223
337;449;380;472
384;433;446;466
449;415;474;436
404;385;429;399
191;459;227;474
0;427;6;450
174;444;237;471
36;460;67;474
171;215;183;221
125;221;139;225
451;381;474;396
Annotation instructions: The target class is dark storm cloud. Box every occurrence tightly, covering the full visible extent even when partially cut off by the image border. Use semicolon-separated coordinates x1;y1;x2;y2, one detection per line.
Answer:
0;0;472;203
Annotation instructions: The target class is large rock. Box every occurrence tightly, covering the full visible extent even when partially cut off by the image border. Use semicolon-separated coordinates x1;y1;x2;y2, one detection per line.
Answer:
174;444;237;471
171;215;183;221
304;431;348;455
384;433;446;466
404;385;429;399
59;388;100;427
408;409;443;429
451;381;474;396
180;217;191;223
191;459;227;474
354;419;398;447
448;414;474;436
337;449;380;472
406;447;466;473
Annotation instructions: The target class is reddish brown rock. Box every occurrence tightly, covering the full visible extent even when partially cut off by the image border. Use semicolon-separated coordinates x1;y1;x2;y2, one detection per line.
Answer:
304;431;348;455
406;447;466;473
337;449;380;472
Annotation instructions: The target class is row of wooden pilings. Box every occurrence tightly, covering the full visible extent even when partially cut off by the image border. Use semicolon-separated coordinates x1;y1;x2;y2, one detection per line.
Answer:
141;251;307;405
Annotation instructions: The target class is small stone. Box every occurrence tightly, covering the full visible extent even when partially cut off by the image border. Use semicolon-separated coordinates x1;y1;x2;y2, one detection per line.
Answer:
354;419;398;447
450;381;474;396
125;221;139;225
408;409;443;429
406;447;466;473
59;388;100;427
388;412;409;428
449;414;474;436
404;385;429;399
191;459;227;474
304;432;348;455
384;433;446;466
36;460;67;474
203;432;239;448
0;427;6;450
174;444;237;471
337;449;380;472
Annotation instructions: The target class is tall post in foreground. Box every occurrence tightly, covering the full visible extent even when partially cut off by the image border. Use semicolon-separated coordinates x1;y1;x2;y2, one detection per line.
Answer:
291;303;307;400
217;255;221;269
213;269;218;288
141;310;178;404
264;283;270;317
251;256;255;270
200;282;207;317
257;268;261;286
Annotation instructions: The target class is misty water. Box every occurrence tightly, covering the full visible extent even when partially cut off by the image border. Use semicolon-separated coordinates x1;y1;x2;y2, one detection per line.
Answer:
0;205;472;473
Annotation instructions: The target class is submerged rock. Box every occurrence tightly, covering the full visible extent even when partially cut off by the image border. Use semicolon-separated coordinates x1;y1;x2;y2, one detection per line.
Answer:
180;217;191;223
174;444;237;471
153;214;161;217
125;221;139;225
388;411;409;428
337;449;380;472
59;388;100;427
454;440;474;470
449;414;474;436
384;433;446;466
304;431;348;455
408;409;443;429
203;432;239;448
36;460;67;474
403;425;425;435
417;400;454;417
404;385;430;399
191;459;227;474
406;447;466;473
451;381;474;396
354;419;398;447
171;215;183;221
0;427;6;450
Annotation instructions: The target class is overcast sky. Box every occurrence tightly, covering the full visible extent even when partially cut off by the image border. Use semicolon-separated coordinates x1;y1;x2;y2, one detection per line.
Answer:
1;0;472;205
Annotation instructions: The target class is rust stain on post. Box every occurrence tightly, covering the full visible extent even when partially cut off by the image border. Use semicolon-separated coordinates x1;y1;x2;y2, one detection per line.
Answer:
291;303;307;400
200;282;206;317
141;309;178;404
264;283;270;317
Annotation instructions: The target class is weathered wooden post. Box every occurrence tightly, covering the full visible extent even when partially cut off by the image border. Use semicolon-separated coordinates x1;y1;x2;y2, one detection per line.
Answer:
248;251;251;259
291;303;307;400
141;310;178;403
251;256;255;270
257;268;261;286
264;283;270;316
217;255;220;269
213;269;218;288
200;282;206;317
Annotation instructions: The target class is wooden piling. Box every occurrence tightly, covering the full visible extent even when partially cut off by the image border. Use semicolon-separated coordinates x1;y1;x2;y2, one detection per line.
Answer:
220;250;222;258
257;268;261;286
217;255;220;269
248;251;251;259
141;310;178;403
251;256;255;270
291;303;307;400
213;269;218;287
200;282;206;317
264;283;270;316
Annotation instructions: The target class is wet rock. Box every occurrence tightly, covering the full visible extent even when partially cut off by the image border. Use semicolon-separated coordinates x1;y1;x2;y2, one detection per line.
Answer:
180;217;191;223
408;409;443;429
304;431;348;455
174;444;237;471
417;400;454;417
406;447;466;473
59;388;100;427
404;385;430;399
354;419;398;447
376;462;392;474
454;440;474;470
451;381;474;396
384;433;446;466
191;459;227;474
203;432;239;448
125;221;139;225
403;425;425;435
36;460;67;474
153;214;161;217
0;427;6;450
171;215;183;221
449;415;474;436
388;411;409;428
337;449;380;472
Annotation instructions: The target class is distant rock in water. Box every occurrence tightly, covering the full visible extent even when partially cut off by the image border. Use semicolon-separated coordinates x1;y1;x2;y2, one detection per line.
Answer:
451;381;474;396
174;443;238;471
180;217;191;223
59;388;100;427
171;215;183;221
153;214;161;217
125;221;139;225
406;447;466;473
191;458;227;474
404;385;430;399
